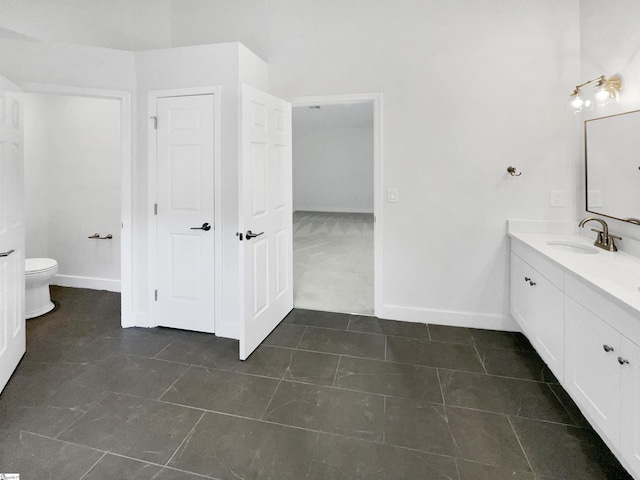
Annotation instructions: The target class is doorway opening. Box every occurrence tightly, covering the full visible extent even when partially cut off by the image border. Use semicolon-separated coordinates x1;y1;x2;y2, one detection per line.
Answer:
22;92;122;294
22;83;132;325
291;95;382;316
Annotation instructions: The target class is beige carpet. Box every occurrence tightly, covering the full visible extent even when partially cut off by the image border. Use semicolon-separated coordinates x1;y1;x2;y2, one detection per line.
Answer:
293;211;374;315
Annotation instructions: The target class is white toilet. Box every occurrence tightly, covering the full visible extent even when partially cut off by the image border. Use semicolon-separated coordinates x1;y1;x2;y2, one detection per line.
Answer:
25;258;58;319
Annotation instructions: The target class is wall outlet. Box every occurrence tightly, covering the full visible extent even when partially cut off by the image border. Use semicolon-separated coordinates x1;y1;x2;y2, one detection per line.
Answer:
387;188;399;203
549;190;565;207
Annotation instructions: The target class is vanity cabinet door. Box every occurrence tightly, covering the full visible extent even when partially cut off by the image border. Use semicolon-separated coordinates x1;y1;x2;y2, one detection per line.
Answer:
620;335;640;478
565;297;621;444
510;253;534;333
510;253;564;380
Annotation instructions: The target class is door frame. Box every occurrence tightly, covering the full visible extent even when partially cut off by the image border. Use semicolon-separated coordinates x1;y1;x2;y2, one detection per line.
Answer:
20;82;134;325
289;93;383;317
147;86;222;332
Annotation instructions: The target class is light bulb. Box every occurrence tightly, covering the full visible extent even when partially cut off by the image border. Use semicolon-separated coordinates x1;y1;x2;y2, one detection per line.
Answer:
570;95;583;109
595;87;611;106
595;88;610;101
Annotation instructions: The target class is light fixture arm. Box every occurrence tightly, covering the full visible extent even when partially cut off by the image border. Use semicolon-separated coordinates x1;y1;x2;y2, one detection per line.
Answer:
570;74;623;98
572;75;607;94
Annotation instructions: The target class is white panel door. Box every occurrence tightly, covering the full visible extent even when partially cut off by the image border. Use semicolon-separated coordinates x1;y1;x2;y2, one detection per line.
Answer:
155;94;215;333
239;84;293;360
0;78;25;393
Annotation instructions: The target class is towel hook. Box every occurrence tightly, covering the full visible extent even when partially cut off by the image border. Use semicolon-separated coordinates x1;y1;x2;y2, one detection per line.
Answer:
507;166;522;177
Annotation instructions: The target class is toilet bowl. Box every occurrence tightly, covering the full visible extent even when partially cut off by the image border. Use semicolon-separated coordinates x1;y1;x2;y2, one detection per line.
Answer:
25;258;58;319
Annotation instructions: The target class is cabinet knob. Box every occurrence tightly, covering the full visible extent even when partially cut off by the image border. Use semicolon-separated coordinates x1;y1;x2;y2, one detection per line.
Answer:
603;345;614;353
618;357;630;365
524;277;531;282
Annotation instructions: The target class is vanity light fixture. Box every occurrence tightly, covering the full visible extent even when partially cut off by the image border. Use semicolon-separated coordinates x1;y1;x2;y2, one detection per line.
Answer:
569;74;623;113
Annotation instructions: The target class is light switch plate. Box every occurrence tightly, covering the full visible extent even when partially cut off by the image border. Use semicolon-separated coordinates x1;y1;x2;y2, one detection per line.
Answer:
387;188;398;203
549;190;564;207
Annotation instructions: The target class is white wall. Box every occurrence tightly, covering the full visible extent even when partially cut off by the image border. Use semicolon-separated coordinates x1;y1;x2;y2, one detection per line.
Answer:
23;93;121;290
170;0;581;329
0;38;136;91
293;125;373;213
0;0;172;50
0;1;589;331
579;0;640;244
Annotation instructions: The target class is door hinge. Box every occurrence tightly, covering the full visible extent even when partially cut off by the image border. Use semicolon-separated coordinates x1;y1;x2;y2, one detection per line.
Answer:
154;289;158;301
151;116;157;130
154;203;158;215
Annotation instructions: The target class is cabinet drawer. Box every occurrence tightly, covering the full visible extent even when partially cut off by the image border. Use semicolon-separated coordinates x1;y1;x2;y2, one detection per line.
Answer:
511;237;564;289
565;274;640;347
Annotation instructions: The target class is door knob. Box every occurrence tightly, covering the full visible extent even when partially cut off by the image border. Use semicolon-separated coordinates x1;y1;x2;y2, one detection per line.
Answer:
246;230;264;240
0;249;15;257
191;223;211;231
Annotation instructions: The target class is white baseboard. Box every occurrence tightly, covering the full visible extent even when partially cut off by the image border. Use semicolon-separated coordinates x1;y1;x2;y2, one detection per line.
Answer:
380;304;521;332
53;274;121;293
294;206;374;214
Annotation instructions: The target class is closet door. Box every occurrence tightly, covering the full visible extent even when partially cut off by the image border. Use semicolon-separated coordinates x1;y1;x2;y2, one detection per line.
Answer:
154;94;215;333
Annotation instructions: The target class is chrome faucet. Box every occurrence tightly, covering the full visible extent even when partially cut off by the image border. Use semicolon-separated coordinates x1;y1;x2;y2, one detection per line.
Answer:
578;217;621;252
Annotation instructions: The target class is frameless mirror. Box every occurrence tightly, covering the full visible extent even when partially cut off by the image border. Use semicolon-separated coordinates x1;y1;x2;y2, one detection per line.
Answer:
585;109;640;224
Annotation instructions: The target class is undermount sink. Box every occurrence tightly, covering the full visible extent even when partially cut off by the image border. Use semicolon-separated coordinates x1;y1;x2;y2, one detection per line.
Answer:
546;241;599;255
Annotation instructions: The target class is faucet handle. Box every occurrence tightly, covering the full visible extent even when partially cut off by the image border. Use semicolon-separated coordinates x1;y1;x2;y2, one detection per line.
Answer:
609;233;622;241
590;228;605;242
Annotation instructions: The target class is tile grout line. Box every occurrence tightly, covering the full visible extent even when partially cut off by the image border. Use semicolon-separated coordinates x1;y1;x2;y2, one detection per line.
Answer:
331;356;342;387
304;433;322;480
260;378;284;420
294;326;309;350
435;368;447;406
78;451;107;480
473;343;488;374
164;410;207;468
382;395;386;444
453;458;462;480
384;335;387;361
547;382;588;429
152;340;175;359
54;390;110;441
24;429;220;479
506;415;535;475
156;364;193;401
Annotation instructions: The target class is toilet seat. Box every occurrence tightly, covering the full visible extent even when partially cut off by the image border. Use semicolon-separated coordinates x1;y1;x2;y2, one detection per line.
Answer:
26;258;58;275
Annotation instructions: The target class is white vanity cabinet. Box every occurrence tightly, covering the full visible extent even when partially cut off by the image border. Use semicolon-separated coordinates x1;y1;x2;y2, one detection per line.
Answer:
564;275;640;477
509;233;640;479
510;247;564;381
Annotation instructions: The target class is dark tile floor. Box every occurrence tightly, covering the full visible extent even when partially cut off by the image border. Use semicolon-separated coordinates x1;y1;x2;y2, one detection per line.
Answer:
0;286;633;479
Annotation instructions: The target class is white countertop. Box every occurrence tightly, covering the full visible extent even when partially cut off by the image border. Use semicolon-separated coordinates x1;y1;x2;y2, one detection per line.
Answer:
509;231;640;316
